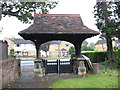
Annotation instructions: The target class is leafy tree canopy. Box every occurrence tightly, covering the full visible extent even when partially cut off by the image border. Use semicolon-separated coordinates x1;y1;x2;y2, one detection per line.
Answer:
81;44;94;51
69;46;75;55
0;0;58;23
94;1;120;38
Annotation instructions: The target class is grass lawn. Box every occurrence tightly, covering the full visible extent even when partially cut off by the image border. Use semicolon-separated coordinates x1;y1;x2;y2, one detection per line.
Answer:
52;65;119;88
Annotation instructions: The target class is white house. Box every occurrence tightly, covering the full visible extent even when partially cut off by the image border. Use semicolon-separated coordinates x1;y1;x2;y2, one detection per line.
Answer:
14;38;36;56
14;38;49;57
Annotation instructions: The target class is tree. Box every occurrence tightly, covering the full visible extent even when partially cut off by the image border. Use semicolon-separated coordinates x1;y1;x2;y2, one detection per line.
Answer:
89;42;95;49
69;46;75;55
81;44;94;51
114;2;120;41
0;0;58;23
40;41;51;57
94;1;119;64
10;49;15;57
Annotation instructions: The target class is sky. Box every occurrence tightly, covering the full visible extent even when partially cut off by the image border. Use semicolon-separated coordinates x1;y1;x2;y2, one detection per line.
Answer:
0;0;101;44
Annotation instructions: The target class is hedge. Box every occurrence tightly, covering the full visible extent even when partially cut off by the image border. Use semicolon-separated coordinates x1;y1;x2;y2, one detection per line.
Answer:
71;50;120;63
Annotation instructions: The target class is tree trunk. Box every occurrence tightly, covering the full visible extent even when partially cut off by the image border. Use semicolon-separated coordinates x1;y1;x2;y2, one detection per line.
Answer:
106;35;115;65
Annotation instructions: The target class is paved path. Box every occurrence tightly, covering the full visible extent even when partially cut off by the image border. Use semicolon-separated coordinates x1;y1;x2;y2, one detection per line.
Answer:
10;60;83;88
11;65;83;88
13;65;83;88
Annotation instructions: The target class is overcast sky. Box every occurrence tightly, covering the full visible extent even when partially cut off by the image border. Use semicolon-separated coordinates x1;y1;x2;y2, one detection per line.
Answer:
0;0;101;44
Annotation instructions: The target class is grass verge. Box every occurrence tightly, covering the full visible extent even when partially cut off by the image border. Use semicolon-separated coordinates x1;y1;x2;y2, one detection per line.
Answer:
52;65;119;88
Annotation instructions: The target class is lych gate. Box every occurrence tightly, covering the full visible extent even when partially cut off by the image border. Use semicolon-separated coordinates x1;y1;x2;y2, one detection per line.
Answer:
18;14;99;76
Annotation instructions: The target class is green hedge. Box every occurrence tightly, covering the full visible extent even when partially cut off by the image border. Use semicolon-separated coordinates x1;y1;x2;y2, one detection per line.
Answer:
82;51;107;63
71;50;120;63
71;51;107;63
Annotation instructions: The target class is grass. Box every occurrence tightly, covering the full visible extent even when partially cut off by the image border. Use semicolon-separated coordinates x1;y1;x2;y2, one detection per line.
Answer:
21;58;35;60
52;65;119;88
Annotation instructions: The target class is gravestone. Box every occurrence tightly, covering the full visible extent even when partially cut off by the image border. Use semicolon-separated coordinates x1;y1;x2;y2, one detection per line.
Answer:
0;40;8;60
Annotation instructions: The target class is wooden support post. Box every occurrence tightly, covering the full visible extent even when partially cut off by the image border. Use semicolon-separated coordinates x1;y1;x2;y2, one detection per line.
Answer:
74;43;82;58
36;45;40;60
33;40;42;60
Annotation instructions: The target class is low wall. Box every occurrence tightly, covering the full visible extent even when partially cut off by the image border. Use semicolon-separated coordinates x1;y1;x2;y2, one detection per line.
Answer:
0;58;21;89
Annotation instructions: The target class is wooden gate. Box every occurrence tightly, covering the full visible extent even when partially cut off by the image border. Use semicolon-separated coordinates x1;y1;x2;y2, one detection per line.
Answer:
45;59;72;74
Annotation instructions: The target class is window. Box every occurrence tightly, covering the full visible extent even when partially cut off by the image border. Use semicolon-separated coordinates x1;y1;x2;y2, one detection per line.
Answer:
16;44;20;47
65;44;69;47
16;51;21;55
54;44;58;46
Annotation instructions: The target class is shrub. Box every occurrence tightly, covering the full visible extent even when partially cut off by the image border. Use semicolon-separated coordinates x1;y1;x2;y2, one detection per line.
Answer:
71;53;75;58
71;51;107;63
9;49;16;58
71;50;120;64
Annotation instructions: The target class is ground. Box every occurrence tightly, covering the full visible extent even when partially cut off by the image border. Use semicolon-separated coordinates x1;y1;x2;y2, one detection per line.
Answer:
6;64;83;88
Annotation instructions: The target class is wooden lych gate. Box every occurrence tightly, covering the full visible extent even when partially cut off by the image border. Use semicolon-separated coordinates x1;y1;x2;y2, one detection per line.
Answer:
43;59;72;74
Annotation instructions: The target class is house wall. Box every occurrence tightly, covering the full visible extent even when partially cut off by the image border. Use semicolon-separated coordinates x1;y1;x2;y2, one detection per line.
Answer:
49;43;58;57
49;41;73;57
95;41;116;51
95;44;107;51
14;44;36;56
60;41;73;57
40;50;49;57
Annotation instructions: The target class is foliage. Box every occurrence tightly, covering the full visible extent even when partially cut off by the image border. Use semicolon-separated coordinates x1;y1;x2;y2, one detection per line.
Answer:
71;50;120;64
9;49;16;58
52;66;118;88
93;1;120;63
71;53;75;58
68;46;75;54
0;0;58;23
89;42;95;49
81;44;94;51
69;43;95;55
94;1;118;37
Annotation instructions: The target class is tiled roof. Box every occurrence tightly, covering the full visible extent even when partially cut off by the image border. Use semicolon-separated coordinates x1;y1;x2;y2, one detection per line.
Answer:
95;40;106;45
95;40;119;45
19;14;99;35
14;38;33;44
82;41;88;45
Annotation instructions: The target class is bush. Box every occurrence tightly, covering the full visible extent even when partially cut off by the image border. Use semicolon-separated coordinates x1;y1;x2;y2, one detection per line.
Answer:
71;51;107;63
82;51;107;63
114;50;120;67
9;49;16;58
71;53;75;58
71;50;120;64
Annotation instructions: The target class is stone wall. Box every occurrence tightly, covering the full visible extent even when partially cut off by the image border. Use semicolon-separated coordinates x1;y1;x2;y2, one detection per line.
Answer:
0;58;21;89
0;40;8;60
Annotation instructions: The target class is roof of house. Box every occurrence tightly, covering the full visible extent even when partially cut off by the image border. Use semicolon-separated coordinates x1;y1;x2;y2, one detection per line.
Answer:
19;14;99;35
50;40;62;44
95;40;119;45
14;38;34;44
82;41;88;45
50;40;88;45
61;48;67;51
95;40;106;45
